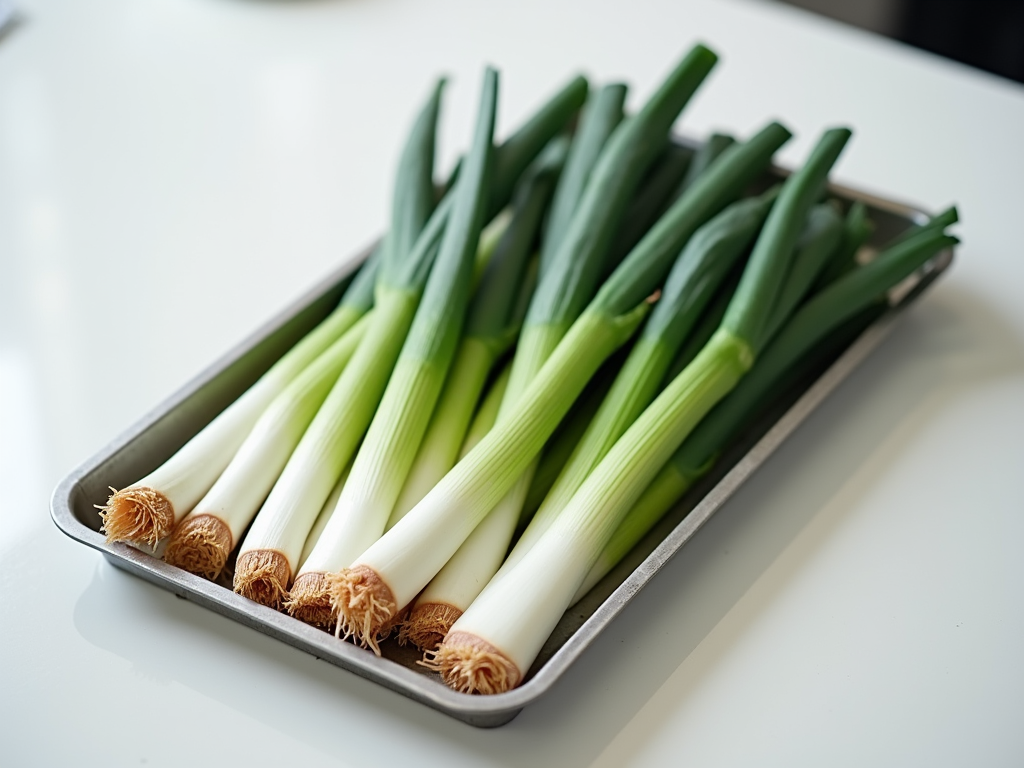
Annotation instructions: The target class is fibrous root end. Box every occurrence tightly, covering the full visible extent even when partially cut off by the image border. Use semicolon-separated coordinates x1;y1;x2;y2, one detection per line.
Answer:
233;549;291;610
285;572;335;629
327;565;397;656
163;514;232;581
421;631;522;695
97;486;175;548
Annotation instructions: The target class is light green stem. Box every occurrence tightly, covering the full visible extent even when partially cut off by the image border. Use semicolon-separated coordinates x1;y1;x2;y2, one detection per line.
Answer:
386;337;496;528
355;305;649;609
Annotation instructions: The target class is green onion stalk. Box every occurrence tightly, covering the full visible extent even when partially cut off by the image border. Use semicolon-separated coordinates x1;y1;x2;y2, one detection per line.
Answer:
576;212;958;601
518;133;738;520
98;252;379;550
761;202;845;339
327;72;797;654
401;187;778;650
607;132;736;275
285;68;500;625
399;126;791;648
425;127;855;694
498;189;781;580
231;74;585;609
387;45;722;650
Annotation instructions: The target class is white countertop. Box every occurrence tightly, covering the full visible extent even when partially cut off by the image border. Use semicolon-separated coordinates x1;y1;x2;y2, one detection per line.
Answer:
2;0;1023;764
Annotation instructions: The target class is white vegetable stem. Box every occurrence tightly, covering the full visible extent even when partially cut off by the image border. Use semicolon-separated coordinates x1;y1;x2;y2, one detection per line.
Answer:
300;462;350;567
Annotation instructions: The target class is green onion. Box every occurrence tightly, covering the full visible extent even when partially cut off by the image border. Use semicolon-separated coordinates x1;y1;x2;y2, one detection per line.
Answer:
723;129;853;354
591;121;792;319
501;188;779;579
761;201;844;342
577;213;957;599
328;301;649;650
286;68;500;623
233;71;584;609
574;309;879;603
324;45;731;650
97;252;379;548
527;45;719;336
430;188;780;646
883;205;958;250
666;269;742;381
427;328;752;692
425;127;853;694
405;190;777;650
606;132;737;271
329;110;793;652
299;462;351;568
394;47;724;643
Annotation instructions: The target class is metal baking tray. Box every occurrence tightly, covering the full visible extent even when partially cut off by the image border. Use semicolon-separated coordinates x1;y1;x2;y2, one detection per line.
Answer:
50;157;954;727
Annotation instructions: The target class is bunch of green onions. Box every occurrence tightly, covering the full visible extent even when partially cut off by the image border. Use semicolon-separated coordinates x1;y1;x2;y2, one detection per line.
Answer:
96;44;958;698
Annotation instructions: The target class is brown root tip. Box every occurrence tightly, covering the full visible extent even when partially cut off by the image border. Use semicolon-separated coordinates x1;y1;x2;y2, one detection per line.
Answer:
97;486;175;547
164;514;232;581
399;603;463;651
233;550;291;610
284;572;335;629
326;565;397;656
420;631;522;695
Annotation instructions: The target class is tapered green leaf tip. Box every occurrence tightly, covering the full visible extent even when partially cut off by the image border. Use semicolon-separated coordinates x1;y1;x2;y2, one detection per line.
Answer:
689;42;720;66
763;120;794;143
823;126;853;152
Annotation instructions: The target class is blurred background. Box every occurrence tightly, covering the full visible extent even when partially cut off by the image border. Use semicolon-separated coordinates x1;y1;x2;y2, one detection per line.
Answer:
775;0;1024;83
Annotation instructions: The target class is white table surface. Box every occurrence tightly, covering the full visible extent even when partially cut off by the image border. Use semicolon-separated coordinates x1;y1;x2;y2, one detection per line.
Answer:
2;0;1023;765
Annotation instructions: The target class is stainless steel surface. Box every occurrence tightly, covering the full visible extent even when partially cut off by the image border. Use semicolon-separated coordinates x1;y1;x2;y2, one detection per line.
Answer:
50;167;953;728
